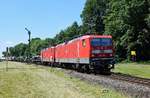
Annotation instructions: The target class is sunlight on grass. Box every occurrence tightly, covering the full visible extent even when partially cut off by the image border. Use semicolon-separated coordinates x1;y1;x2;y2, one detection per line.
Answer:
113;63;150;78
0;61;128;98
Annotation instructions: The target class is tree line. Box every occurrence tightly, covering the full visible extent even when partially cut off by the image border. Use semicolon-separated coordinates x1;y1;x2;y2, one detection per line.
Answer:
3;0;150;61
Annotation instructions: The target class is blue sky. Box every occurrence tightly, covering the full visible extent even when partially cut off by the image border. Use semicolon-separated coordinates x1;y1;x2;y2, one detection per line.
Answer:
0;0;86;57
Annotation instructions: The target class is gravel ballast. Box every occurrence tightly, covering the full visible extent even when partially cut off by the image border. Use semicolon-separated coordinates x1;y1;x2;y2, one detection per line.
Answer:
64;70;150;98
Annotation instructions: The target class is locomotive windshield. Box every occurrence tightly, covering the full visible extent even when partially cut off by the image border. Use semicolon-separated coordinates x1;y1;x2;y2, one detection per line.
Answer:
91;38;112;46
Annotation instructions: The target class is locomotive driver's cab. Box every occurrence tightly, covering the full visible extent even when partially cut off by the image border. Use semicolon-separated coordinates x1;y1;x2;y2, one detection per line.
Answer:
90;37;115;71
91;38;113;57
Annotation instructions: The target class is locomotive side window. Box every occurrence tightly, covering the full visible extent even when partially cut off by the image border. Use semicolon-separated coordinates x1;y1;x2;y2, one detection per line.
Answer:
82;39;86;47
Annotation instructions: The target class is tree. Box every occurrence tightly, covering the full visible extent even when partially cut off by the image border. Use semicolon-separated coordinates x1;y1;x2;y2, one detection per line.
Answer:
54;22;80;44
2;51;7;57
55;30;66;44
104;0;150;60
81;0;107;34
3;0;150;61
12;43;28;57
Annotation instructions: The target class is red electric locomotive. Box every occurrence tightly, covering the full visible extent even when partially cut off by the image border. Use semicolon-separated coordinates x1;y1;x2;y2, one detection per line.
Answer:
41;35;115;73
40;47;55;65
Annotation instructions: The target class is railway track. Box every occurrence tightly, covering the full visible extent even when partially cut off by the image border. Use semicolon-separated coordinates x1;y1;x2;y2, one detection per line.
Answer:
67;70;150;98
36;61;150;87
107;72;150;87
8;61;150;87
64;67;150;87
3;61;150;98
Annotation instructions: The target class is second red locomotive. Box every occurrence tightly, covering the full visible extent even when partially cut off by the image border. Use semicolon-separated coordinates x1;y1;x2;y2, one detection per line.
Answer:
40;35;115;73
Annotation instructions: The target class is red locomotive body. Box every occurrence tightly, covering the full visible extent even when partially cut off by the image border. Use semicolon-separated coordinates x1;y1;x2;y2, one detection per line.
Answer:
41;35;115;73
40;47;55;63
55;36;90;64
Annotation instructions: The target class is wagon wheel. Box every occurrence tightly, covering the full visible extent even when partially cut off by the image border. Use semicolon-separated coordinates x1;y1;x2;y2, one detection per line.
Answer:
85;65;91;74
77;64;84;73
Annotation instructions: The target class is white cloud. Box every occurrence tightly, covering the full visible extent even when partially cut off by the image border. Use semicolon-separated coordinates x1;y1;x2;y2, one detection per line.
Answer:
5;41;14;46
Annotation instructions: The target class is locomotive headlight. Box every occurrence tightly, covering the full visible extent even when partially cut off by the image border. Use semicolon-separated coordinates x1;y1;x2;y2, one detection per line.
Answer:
92;50;100;54
104;50;113;53
92;54;95;57
92;49;113;54
109;54;113;56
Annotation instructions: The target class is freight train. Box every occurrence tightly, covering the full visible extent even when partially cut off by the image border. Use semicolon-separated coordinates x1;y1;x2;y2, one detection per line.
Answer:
40;35;115;74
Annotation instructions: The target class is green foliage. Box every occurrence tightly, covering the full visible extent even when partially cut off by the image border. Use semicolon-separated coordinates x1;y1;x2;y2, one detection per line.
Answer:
4;38;55;57
11;43;28;57
54;22;80;44
81;0;107;34
2;51;7;57
104;0;150;61
114;63;150;78
3;0;150;61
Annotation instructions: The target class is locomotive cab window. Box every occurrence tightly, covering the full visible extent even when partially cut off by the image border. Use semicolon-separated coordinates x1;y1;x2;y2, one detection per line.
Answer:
91;38;112;46
82;39;86;47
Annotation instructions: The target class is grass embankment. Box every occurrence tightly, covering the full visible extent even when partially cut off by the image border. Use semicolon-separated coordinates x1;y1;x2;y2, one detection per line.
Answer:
113;63;150;79
0;61;128;98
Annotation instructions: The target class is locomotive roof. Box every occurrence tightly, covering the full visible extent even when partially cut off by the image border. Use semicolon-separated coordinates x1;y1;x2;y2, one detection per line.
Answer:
81;35;112;39
41;35;112;52
41;46;55;51
55;35;112;47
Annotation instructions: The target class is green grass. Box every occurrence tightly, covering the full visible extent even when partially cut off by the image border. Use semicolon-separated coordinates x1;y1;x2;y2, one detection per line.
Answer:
113;63;150;78
0;61;129;98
